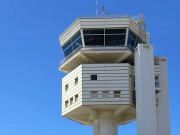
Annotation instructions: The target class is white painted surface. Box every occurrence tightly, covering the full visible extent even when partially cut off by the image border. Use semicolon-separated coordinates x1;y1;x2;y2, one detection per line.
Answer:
135;44;158;135
62;64;135;115
93;112;117;135
62;65;83;115
59;17;146;45
156;58;171;135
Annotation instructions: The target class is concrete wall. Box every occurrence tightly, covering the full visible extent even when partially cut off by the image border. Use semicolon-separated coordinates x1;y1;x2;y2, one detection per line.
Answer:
156;58;171;135
62;65;82;115
82;64;134;105
60;17;146;45
135;44;158;135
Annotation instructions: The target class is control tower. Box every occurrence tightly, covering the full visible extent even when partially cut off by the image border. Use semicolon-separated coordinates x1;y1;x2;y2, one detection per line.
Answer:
59;17;171;135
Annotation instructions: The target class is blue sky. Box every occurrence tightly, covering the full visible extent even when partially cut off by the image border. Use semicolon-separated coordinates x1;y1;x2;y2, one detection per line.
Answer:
0;0;179;135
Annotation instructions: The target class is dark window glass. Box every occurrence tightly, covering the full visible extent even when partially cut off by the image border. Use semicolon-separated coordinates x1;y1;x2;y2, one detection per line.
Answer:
62;40;72;50
70;97;73;105
91;75;97;80
64;46;73;57
105;35;125;46
72;38;82;50
84;29;104;34
84;35;104;46
71;32;81;42
65;100;68;108
65;84;69;92
155;76;160;88
105;29;126;34
62;31;82;57
83;28;127;47
114;91;121;98
75;77;78;85
75;94;78;102
127;30;144;49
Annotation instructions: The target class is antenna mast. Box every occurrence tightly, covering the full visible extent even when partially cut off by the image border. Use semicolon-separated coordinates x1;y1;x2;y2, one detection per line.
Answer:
102;6;105;16
96;0;98;16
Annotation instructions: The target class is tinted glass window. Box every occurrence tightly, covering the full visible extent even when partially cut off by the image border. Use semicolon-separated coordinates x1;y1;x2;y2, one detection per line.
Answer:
113;91;121;98
64;46;73;57
62;31;82;57
83;28;127;47
91;75;97;80
84;35;104;46
105;35;125;46
127;30;143;49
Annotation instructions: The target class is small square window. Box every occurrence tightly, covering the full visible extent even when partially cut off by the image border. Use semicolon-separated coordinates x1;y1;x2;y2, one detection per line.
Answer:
75;77;78;85
65;84;69;92
75;94;78;102
70;97;73;105
102;91;109;98
91;91;98;98
65;100;69;108
91;75;97;80
114;91;121;98
155;76;160;88
130;75;135;87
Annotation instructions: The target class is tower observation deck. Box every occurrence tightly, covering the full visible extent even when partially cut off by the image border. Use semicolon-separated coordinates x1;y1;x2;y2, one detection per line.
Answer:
59;16;171;135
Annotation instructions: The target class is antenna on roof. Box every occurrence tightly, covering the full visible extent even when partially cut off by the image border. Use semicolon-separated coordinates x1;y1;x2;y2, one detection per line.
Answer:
96;0;98;16
136;14;147;43
101;0;105;16
102;6;105;16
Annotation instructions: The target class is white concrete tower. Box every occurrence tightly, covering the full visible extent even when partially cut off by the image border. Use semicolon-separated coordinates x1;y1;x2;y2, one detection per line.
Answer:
59;17;171;135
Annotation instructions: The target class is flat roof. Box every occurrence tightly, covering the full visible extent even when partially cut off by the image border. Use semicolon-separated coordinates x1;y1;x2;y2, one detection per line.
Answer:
59;16;147;46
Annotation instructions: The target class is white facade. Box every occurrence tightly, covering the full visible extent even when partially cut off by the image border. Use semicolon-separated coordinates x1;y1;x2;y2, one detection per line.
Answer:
62;64;135;125
135;45;158;135
59;17;170;135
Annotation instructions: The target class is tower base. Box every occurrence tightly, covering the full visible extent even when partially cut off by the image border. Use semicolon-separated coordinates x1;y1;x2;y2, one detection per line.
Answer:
93;112;117;135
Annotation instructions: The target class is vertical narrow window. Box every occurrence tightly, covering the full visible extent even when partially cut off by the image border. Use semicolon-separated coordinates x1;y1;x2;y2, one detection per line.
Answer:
130;75;135;87
114;91;121;98
154;58;160;65
75;77;78;85
155;76;160;88
70;97;73;105
102;91;109;98
91;74;97;80
75;94;78;102
65;100;69;108
65;84;69;92
91;91;98;98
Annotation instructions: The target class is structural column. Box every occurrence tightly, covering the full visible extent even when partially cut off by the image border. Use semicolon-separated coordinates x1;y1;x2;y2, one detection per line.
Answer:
134;44;158;135
93;112;117;135
156;58;171;135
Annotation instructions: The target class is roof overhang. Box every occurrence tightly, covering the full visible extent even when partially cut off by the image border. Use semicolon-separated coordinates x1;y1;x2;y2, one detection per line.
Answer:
60;47;133;72
59;17;147;46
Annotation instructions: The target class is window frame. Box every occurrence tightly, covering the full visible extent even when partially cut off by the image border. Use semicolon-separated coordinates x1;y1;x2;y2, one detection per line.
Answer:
65;84;69;92
70;97;73;105
113;91;121;98
75;77;78;85
65;100;69;108
91;74;97;80
155;76;160;88
75;94;78;102
83;28;127;47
